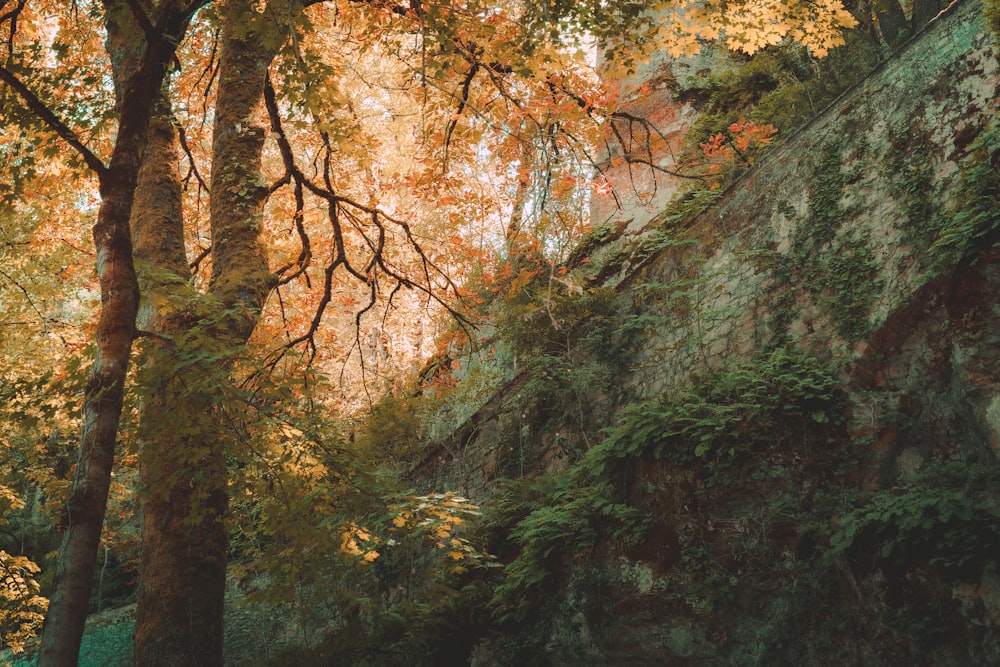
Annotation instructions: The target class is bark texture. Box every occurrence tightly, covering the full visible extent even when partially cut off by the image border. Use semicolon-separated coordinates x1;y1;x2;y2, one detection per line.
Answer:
36;2;191;663
208;5;277;332
132;2;279;663
129;92;222;665
37;154;142;667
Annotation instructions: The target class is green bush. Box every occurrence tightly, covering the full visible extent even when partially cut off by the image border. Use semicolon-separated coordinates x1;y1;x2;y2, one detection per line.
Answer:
829;464;1000;579
486;348;841;622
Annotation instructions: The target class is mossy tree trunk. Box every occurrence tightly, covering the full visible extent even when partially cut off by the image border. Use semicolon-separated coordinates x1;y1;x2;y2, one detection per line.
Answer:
131;2;279;664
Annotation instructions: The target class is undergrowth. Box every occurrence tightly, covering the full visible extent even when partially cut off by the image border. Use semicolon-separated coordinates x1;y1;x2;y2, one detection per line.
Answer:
484;348;843;622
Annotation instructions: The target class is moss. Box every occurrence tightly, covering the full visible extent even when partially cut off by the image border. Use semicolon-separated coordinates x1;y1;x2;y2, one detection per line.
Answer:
883;122;939;257
821;231;882;341
565;222;623;268
926;122;1000;274
984;0;1000;42
775;143;881;341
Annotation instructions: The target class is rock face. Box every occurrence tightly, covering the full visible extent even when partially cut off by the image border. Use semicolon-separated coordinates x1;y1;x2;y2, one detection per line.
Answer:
412;1;1000;664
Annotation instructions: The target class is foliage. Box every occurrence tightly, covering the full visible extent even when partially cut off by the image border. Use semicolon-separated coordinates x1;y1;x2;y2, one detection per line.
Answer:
495;261;610;351
514;0;857;65
218;362;498;661
926;122;1000;273
573;28;885;307
984;0;1000;41
481;348;840;624
589;348;838;470
487;260;639;472
677;6;883;165
724;462;1000;662
382;492;493;575
354;395;428;467
264;580;493;667
828;464;1000;579
0;196;92;577
489;477;646;614
241;482;497;665
770;142;881;341
884;123;938;255
565;223;622;268
0;0;875;659
234;6;1000;659
0;358;73;653
696;117;778;186
0;551;47;655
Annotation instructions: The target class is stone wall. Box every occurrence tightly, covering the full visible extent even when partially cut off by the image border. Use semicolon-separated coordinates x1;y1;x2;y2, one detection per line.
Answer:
409;3;1000;663
418;0;998;491
614;0;1000;436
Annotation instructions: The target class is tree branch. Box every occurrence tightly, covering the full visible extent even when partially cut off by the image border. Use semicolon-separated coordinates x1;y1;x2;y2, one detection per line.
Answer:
0;268;48;326
442;60;479;167
0;65;108;178
0;0;28;58
121;0;158;43
177;121;211;195
189;244;212;271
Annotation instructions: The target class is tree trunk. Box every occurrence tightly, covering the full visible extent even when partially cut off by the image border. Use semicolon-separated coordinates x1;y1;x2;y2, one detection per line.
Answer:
36;155;141;667
36;4;188;663
129;91;222;665
132;2;278;663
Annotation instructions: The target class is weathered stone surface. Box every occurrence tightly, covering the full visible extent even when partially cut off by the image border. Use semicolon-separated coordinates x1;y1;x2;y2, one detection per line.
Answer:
415;1;1000;663
426;0;998;488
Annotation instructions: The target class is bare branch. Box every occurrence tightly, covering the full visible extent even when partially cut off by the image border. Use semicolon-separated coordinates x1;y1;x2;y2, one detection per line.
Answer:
0;268;48;326
189;244;211;271
177;121;210;196
259;70;479;375
442;60;479;167
190;26;220;125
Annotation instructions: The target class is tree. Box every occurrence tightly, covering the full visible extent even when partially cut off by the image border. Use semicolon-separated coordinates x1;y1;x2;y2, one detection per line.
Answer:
2;1;199;663
0;0;857;664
